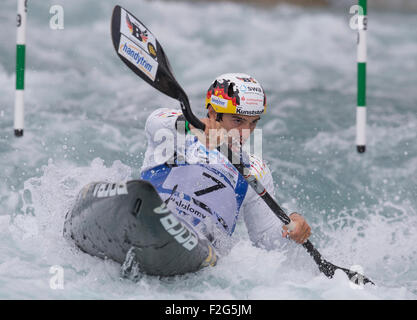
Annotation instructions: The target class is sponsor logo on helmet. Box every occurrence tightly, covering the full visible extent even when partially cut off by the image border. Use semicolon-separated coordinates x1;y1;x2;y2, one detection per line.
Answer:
236;76;257;83
211;96;228;108
247;86;262;93
235;108;264;115
239;84;248;93
244;97;264;105
240;85;263;96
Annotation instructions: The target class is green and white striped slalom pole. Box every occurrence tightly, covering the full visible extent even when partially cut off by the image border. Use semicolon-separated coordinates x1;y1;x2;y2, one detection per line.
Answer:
14;0;27;137
356;0;367;153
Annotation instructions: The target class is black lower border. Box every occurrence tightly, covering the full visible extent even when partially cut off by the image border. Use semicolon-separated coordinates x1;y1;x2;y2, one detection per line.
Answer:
0;300;407;318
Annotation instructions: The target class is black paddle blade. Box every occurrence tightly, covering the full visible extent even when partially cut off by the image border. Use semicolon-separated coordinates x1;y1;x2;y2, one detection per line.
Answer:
110;5;185;101
318;259;375;286
303;240;375;286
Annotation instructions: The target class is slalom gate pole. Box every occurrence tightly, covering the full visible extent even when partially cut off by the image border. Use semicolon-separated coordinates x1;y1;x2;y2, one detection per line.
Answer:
14;0;28;137
356;0;367;153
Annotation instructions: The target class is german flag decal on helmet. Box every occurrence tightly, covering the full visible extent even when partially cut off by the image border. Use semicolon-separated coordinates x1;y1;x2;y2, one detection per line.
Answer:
205;73;266;115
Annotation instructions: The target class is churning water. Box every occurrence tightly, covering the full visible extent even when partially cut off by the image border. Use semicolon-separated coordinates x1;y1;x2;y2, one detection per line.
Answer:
0;0;416;299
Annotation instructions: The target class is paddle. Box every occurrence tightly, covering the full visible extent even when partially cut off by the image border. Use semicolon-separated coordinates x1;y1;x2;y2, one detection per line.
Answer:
110;5;374;286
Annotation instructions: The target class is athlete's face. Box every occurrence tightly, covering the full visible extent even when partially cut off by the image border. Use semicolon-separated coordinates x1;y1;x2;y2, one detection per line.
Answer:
208;106;260;145
220;113;260;143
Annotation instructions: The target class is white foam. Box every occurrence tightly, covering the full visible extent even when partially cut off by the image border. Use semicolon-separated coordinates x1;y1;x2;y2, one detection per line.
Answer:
1;0;417;299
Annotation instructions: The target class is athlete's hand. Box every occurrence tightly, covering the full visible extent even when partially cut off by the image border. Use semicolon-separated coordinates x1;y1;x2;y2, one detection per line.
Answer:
282;212;311;244
190;117;228;150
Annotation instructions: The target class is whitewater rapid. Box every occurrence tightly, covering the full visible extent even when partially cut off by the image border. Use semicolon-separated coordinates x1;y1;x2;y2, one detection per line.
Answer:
0;0;416;299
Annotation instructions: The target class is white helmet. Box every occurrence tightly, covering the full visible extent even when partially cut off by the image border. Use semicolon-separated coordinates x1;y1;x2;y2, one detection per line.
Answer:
205;73;266;116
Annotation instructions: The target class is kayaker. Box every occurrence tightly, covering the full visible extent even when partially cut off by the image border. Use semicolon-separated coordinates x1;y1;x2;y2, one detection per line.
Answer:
140;73;311;254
